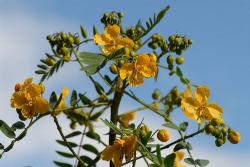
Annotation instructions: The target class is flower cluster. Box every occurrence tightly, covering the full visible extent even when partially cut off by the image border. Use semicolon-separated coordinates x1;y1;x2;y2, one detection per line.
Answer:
10;77;49;119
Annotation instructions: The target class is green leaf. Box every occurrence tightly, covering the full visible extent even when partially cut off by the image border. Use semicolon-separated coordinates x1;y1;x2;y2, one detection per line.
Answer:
56;151;74;158
162;122;180;131
173;142;187;152
156;144;162;165
53;161;72;167
80;25;88;38
157;5;170;21
184;158;196;165
0;143;4;150
56;140;78;148
179;122;188;132
102;119;122;135
180;76;190;85
11;121;25;130
0;120;16;138
93;81;105;95
70;90;77;106
90;108;106;120
79;52;106;76
86;131;101;142
80;155;93;164
164;153;176;167
35;70;46;75
195;159;209;167
37;64;48;70
176;66;183;77
82;144;99;155
104;75;113;85
79;93;92;105
66;111;86;125
15;131;27;141
65;131;82;138
4;141;14;152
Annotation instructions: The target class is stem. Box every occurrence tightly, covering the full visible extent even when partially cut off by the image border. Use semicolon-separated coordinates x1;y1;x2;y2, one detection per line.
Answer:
53;116;86;167
109;82;125;167
74;126;87;167
122;128;204;166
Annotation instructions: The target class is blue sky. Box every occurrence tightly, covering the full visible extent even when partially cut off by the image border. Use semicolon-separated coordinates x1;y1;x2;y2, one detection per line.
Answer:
0;0;250;166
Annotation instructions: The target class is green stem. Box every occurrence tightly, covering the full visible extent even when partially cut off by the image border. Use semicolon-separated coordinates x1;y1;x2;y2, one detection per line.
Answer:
74;126;87;167
122;128;204;166
53;116;86;167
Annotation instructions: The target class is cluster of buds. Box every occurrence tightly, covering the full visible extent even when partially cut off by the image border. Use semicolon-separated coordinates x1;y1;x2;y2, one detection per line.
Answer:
168;34;192;55
166;54;185;70
101;12;123;26
148;33;169;53
205;118;240;147
46;32;81;61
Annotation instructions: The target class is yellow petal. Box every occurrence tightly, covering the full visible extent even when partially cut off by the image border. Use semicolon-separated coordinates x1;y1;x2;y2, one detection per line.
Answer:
183;84;192;98
119;63;134;80
62;87;69;99
123;135;137;161
34;97;49;114
136;53;157;77
10;92;27;108
112;150;123;167
21;106;33;118
94;34;107;45
175;151;185;161
128;72;144;86
104;24;120;39
23;77;33;86
181;97;199;121
206;103;223;119
101;146;115;161
118;36;134;49
25;84;43;99
194;86;210;104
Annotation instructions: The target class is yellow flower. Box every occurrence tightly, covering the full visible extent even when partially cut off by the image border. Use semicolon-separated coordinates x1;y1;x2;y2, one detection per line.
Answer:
118;111;136;128
119;53;157;86
181;85;223;123
101;135;137;167
174;151;185;167
53;87;69;115
94;24;134;55
10;77;49;119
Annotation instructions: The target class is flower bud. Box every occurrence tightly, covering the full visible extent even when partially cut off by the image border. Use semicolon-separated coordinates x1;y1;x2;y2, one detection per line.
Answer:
152;102;161;110
70;121;77;129
151;42;158;49
227;130;240;144
140;125;150;138
211;118;224;126
15;83;22;92
63;54;71;62
215;138;224;147
157;129;170;142
161;44;169;52
80;26;88;39
61;47;68;56
46;58;56;66
167;54;174;65
67;36;74;45
152;90;161;100
74;36;81;45
109;64;118;74
175;56;184;65
118;12;124;18
205;124;215;134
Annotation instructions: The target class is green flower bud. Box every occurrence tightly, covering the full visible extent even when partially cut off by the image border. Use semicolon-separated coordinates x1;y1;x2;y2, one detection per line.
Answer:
74;36;81;45
205;124;215;134
61;47;68;56
161;44;169;52
175;55;185;65
215;138;224;147
67;36;74;45
118;12;124;18
152;90;161;100
70;121;76;129
151;42;158;49
80;26;88;38
167;54;174;65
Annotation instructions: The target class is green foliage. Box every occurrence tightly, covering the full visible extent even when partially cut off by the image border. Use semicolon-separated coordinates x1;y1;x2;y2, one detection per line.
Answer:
0;120;15;139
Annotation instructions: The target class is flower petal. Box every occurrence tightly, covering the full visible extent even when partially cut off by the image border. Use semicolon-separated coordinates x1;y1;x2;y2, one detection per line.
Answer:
194;86;210;104
112;150;123;167
34;97;49;114
128;72;144;86
206;103;223;119
10;92;27;108
183;84;192;98
94;34;107;45
104;25;120;39
119;63;134;80
101;146;115;161
181;97;199;121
